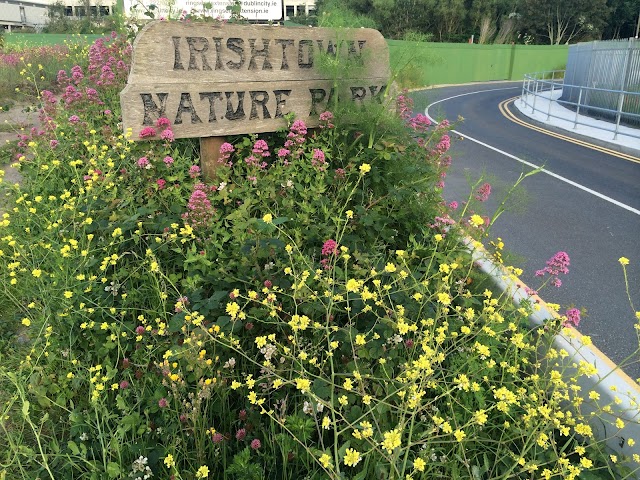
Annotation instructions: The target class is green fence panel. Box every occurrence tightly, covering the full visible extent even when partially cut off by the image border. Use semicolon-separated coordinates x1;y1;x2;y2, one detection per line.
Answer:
388;39;569;87
509;45;569;80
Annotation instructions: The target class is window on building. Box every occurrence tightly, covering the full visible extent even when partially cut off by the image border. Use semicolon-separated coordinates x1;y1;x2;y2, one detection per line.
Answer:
89;6;97;16
285;5;294;18
99;6;110;16
19;6;26;23
65;6;73;16
75;6;86;16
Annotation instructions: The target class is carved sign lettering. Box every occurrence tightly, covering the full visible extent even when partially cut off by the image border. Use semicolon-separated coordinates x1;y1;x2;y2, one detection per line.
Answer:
120;22;390;139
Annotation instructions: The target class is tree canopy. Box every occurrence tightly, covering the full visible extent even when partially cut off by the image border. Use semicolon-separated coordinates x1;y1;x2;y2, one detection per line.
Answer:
298;0;635;44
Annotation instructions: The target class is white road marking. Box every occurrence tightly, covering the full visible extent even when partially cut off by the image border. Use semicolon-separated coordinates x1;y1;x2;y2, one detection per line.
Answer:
425;89;640;216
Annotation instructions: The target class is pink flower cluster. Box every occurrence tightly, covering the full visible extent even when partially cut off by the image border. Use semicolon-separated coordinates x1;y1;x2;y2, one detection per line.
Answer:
474;182;492;202
434;134;451;154
87;32;131;87
138;117;174;141
407;113;431;132
252;139;271;157
218;142;235;167
319;111;334;129
396;93;414;121
311;148;327;170
535;251;570;288
283;120;308;158
182;182;216;229
564;308;581;328
320;239;338;270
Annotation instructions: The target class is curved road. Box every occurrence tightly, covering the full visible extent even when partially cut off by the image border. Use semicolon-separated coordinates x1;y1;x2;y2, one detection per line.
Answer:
410;82;640;379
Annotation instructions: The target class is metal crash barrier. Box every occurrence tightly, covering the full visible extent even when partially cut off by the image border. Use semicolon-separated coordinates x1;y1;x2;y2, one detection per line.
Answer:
521;71;640;143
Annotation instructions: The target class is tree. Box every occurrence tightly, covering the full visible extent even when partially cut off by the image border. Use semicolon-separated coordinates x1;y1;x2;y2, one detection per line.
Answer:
518;0;609;44
603;0;637;39
431;0;467;41
347;0;438;39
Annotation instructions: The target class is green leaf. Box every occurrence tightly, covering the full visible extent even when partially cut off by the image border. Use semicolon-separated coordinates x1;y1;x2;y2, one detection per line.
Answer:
21;400;30;417
106;462;121;478
68;441;80;455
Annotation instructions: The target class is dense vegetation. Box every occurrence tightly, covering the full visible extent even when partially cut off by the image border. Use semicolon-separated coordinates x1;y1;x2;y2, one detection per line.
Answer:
297;0;639;44
0;16;639;480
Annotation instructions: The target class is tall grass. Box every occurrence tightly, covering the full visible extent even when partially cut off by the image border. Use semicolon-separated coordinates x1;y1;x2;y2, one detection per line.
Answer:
0;39;90;102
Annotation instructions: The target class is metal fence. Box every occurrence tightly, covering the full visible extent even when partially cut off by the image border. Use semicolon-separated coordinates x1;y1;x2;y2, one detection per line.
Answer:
521;70;640;142
560;38;640;128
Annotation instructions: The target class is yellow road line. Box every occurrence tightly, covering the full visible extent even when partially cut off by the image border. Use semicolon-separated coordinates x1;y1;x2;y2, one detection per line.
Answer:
499;97;640;165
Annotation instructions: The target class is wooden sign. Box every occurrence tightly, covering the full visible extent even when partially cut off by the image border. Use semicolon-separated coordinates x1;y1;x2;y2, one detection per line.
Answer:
120;21;390;177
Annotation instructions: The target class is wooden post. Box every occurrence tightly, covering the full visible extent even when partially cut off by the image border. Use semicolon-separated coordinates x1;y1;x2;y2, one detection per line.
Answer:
200;136;226;182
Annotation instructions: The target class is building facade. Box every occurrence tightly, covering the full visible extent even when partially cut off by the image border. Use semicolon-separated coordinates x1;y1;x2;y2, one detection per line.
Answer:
283;0;315;19
1;0;314;30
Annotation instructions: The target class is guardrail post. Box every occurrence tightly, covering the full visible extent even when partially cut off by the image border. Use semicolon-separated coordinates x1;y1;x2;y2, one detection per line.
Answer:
532;76;538;114
573;87;583;129
546;74;554;121
614;92;625;140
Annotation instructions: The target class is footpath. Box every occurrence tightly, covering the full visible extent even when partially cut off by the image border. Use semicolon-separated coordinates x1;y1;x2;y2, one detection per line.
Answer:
513;88;640;157
0;102;39;184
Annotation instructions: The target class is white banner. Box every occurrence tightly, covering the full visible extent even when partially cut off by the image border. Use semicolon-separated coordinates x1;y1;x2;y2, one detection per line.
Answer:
124;0;283;21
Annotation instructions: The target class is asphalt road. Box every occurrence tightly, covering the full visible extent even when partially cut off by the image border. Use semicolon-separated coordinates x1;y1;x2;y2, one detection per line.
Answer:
410;82;640;380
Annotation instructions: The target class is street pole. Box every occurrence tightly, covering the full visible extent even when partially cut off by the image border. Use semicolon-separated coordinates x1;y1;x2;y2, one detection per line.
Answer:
636;10;640;38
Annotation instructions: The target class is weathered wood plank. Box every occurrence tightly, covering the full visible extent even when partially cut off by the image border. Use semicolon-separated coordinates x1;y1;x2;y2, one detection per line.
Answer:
126;21;390;84
121;79;389;139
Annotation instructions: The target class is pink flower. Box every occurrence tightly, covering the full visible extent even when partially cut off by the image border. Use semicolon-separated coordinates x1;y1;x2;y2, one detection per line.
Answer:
68;115;80;123
319;111;333;121
189;165;201;178
160;128;174;142
252;139;270;157
250;439;261;450
321;239;338;269
321;239;338;256
212;432;224;443
50;140;59;148
448;201;458;210
319;111;334;128
137;157;150;168
290;119;307;136
119;380;130;389
407;113;431;132
218;142;235;166
474;183;492;202
135;325;145;334
157;179;166;190
312;148;326;163
538;251;570;277
182;183;214;228
564;308;581;327
220;142;235;154
156;117;171;127
139;126;156;138
158;397;168;408
163;156;174;165
277;148;290;158
236;428;247;440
